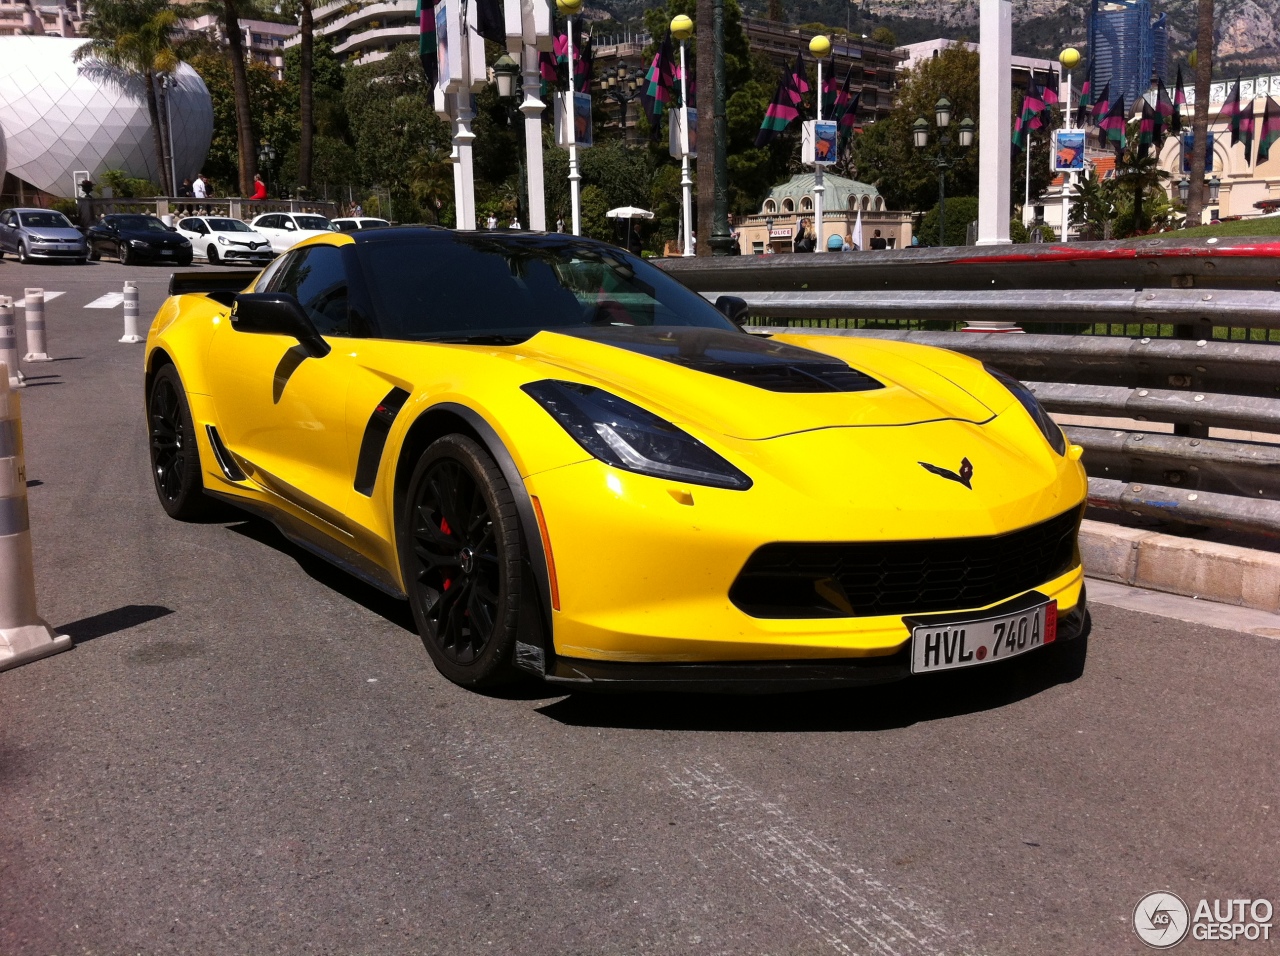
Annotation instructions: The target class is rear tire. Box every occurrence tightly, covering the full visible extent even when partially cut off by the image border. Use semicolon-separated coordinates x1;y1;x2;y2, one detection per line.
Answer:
147;365;210;520
400;434;524;689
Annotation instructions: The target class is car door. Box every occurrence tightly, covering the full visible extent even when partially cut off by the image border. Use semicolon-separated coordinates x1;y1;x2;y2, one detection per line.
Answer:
206;243;360;529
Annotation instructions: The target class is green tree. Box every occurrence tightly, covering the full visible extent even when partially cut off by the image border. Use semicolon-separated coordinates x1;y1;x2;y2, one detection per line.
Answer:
1070;167;1116;240
190;52;297;194
870;26;897;46
917;194;978;246
1113;140;1169;237
850;44;980;213
77;0;181;194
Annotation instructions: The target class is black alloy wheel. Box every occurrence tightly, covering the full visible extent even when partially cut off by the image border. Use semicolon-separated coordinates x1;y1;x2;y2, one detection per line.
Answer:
119;242;132;266
401;435;524;688
207;244;219;264
147;365;209;520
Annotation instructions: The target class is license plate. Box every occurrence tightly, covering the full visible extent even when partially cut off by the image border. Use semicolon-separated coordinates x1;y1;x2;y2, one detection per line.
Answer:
160;250;173;255
911;599;1057;674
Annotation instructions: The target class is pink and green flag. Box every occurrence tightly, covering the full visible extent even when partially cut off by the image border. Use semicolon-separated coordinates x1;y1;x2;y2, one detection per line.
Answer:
755;52;808;147
1099;94;1127;154
416;0;437;88
1259;96;1280;164
641;32;676;126
1171;66;1186;134
1075;78;1092;127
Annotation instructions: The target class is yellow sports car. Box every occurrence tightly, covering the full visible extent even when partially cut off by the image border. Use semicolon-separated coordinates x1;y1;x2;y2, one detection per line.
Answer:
146;228;1090;692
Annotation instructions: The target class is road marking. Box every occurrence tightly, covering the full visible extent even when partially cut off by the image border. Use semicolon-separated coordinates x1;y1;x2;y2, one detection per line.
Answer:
670;763;961;956
12;292;65;308
84;293;125;309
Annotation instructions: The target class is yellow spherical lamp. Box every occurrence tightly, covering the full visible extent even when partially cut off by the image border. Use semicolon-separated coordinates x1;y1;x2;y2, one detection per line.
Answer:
809;34;832;59
1059;47;1081;70
556;0;582;15
670;14;693;41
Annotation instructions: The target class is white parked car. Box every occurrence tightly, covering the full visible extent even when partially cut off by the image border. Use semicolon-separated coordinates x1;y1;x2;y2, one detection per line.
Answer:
176;216;275;265
247;212;337;253
332;217;391;232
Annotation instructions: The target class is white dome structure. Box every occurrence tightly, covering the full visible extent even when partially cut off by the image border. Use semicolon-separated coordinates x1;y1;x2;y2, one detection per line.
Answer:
0;36;213;197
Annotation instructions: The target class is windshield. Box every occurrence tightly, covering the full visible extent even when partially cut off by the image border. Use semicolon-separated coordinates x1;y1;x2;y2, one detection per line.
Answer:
208;218;252;232
19;212;74;229
294;215;334;231
113;216;169;232
356;234;736;341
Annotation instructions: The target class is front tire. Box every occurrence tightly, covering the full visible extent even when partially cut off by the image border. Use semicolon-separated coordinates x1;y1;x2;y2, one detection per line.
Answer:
89;244;101;261
119;243;132;266
207;244;219;264
147;365;209;520
17;242;30;264
400;434;524;689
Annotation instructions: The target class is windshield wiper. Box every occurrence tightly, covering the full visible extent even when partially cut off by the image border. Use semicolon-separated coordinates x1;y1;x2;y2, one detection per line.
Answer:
421;333;533;345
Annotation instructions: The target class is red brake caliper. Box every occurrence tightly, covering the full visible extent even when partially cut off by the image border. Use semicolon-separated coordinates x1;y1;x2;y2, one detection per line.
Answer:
440;518;453;591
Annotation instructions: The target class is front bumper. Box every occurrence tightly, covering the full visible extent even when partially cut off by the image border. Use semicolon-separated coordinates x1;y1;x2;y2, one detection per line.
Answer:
135;246;192;264
218;247;273;262
544;591;1091;693
27;245;86;260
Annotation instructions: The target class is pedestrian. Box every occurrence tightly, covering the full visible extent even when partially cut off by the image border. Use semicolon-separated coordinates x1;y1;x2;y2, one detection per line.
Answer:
250;174;267;201
509;217;522;229
556;215;565;233
192;173;207;200
627;223;643;256
793;218;815;253
177;177;193;215
486;213;498;230
869;228;887;250
843;230;855;251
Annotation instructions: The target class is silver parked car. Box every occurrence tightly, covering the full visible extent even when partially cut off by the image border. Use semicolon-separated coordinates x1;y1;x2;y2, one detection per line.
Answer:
0;207;89;264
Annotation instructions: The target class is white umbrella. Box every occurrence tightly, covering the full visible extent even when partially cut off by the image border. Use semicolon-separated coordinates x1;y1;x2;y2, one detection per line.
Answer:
605;206;655;219
852;208;864;250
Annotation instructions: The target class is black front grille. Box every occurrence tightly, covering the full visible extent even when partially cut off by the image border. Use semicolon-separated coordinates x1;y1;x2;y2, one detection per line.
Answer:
730;506;1082;619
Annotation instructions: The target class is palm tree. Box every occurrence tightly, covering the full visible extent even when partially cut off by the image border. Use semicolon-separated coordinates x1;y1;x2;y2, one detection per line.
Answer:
1186;0;1214;225
297;0;315;192
408;151;454;223
77;0;180;195
221;0;258;195
1116;145;1168;235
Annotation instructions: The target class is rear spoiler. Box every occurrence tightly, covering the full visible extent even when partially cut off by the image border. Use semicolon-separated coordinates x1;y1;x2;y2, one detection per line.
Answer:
168;270;261;305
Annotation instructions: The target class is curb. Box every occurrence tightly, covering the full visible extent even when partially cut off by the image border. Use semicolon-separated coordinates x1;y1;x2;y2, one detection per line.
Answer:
1080;519;1280;615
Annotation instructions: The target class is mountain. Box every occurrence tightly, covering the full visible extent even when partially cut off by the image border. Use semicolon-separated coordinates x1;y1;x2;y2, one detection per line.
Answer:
587;0;1279;75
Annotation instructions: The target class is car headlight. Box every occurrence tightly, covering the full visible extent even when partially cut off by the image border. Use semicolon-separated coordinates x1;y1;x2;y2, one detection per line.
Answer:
984;364;1066;455
179;240;191;248
129;239;148;248
522;380;753;490
217;235;229;245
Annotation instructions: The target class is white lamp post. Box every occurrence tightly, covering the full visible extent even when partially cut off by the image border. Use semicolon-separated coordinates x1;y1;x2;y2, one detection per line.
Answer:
558;0;583;235
1059;47;1080;241
672;14;694;256
810;34;831;252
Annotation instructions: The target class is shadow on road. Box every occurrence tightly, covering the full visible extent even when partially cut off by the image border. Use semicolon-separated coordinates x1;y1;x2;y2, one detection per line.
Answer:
60;604;174;644
535;649;1087;732
225;517;416;634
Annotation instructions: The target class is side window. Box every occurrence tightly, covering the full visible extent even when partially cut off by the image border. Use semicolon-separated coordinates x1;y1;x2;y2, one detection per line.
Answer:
260;215;280;230
273;245;351;337
0;211;11;227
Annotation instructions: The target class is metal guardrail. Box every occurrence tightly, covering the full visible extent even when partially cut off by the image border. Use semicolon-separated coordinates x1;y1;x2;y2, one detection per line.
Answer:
663;239;1280;538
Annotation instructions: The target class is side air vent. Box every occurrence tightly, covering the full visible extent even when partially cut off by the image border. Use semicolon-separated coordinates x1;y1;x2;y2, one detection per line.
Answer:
205;425;247;481
354;387;411;496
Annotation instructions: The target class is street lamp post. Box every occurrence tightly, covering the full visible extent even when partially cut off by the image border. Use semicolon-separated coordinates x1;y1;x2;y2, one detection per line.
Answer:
810;34;831;253
557;0;583;236
913;97;973;246
493;52;527;228
1059;47;1080;241
159;72;178;198
671;14;694;257
603;62;644;144
257;140;277;199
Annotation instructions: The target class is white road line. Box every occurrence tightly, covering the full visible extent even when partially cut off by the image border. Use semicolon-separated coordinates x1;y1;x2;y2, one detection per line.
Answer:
669;763;964;956
11;291;65;308
84;293;125;309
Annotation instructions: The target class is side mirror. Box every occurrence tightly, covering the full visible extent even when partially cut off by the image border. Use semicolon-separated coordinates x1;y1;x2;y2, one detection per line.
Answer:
285;221;297;231
231;292;331;358
714;295;751;330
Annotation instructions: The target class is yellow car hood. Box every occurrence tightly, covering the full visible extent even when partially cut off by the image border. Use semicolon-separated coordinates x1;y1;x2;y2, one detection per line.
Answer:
514;326;995;440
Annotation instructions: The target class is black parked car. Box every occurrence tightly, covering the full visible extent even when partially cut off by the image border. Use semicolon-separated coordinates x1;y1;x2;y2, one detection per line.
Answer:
86;214;193;266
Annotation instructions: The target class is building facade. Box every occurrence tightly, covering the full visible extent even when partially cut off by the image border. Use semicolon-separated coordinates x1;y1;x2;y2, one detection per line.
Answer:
897;39;1061;94
284;0;417;68
734;172;913;253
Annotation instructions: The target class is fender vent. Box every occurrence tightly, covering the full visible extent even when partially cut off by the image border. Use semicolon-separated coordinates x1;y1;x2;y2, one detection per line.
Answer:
354;387;411;496
205;425;247;481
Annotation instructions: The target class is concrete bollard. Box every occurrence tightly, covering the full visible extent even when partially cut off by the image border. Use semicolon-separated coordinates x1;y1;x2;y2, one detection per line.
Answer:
22;288;52;362
0;363;70;672
0;298;24;388
119;280;142;344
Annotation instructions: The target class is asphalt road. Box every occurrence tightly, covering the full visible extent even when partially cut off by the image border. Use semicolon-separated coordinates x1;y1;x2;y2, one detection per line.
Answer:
1;259;1277;956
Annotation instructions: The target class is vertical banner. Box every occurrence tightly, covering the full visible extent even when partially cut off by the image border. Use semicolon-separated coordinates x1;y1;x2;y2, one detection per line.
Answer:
435;0;461;94
1052;130;1085;171
555;91;593;148
1181;131;1214;172
802;120;838;165
669;107;697;158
